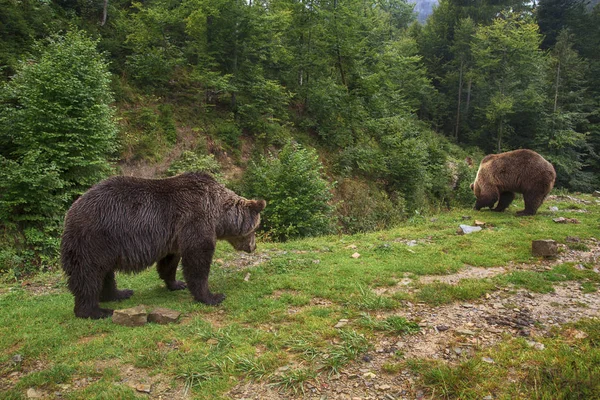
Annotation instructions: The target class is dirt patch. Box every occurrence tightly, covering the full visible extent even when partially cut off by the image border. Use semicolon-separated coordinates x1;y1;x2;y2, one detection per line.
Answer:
215;250;274;272
419;266;507;285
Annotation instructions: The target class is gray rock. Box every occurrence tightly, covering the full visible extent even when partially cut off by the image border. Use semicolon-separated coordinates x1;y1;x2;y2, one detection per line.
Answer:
593;190;600;197
112;305;148;327
532;239;558;257
148;307;181;324
457;224;482;235
27;388;43;399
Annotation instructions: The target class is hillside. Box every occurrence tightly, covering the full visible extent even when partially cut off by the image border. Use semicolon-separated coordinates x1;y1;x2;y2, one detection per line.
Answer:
1;195;599;399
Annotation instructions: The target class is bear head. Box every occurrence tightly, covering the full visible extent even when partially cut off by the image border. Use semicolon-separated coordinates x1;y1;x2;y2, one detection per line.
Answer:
221;199;266;253
471;180;498;210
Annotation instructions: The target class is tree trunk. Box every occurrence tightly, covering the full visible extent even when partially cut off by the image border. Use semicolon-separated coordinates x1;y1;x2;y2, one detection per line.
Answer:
333;0;347;88
465;77;472;115
454;59;464;140
101;0;108;26
497;118;503;153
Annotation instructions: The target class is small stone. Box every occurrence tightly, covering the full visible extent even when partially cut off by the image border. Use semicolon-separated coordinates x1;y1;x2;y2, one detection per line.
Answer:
436;325;450;332
148;307;181;324
112;305;147;327
553;217;567;223
346;244;358;249
457;225;482;235
456;329;476;336
313;259;320;264
12;354;23;364
592;190;600;198
532;239;558;257
334;319;349;328
244;272;251;281
482;357;495;364
363;372;377;379
27;388;43;399
453;347;462;355
135;384;151;393
483;396;493;400
351;252;361;259
524;292;534;299
461;303;475;308
526;341;545;350
378;384;391;391
549;206;559;211
474;220;486;227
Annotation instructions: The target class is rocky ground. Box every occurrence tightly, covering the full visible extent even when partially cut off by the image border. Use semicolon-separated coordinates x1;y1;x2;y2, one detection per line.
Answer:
229;240;600;400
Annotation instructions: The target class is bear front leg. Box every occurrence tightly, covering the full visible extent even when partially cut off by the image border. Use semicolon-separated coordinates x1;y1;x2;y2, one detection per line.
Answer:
100;270;134;302
157;254;186;291
181;240;225;306
493;191;515;212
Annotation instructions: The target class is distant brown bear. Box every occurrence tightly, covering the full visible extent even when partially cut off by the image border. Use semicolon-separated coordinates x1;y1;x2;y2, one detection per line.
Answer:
470;149;556;216
61;172;266;319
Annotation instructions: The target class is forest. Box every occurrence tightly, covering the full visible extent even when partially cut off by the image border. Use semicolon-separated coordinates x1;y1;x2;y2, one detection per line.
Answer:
1;0;600;275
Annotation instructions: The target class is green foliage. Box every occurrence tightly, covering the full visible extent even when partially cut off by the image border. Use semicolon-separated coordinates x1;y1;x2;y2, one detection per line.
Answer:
121;103;178;162
166;151;221;177
337;115;470;211
243;142;334;241
335;178;405;234
0;30;117;272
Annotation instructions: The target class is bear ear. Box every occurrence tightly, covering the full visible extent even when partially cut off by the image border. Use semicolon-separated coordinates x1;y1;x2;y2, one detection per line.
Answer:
248;199;266;213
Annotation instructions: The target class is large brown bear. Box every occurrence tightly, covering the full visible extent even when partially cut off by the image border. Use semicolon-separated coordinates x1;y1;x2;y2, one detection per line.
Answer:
61;172;266;319
470;149;556;216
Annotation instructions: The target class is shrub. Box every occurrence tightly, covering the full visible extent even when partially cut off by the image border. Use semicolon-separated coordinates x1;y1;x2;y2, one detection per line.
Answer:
0;30;117;273
243;142;334;241
335;179;405;234
166;151;221;178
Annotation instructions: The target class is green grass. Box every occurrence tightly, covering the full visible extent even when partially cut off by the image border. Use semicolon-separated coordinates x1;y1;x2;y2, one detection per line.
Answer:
1;195;600;398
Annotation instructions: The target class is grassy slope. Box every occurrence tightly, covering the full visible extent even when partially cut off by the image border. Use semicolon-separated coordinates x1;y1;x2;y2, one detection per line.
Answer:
1;196;600;399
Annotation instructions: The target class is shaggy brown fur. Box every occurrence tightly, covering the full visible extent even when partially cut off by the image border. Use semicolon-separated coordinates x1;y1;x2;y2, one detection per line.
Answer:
61;172;266;319
470;149;556;216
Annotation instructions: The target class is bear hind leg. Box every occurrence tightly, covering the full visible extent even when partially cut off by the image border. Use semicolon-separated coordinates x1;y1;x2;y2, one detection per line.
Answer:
157;254;186;291
517;192;543;216
99;271;134;302
68;268;115;319
493;192;515;212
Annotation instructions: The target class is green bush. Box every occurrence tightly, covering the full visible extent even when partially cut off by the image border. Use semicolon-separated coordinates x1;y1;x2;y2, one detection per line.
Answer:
243;142;334;241
335;179;405;234
0;30;117;273
166;151;221;177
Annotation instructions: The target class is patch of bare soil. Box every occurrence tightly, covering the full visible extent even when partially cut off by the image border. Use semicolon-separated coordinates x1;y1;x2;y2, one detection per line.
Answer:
419;266;507;285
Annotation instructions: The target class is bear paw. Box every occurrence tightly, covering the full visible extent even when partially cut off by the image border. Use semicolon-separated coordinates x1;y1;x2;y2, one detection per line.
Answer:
166;280;187;291
75;307;114;319
100;289;134;302
516;210;535;216
203;293;226;306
